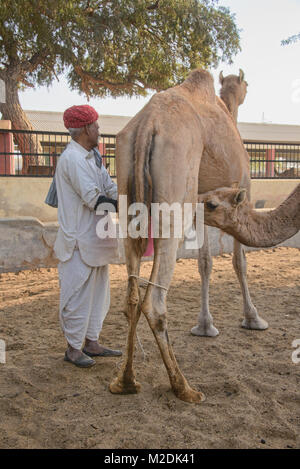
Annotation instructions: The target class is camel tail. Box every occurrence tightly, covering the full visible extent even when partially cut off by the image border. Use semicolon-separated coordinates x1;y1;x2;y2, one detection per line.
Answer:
131;121;155;257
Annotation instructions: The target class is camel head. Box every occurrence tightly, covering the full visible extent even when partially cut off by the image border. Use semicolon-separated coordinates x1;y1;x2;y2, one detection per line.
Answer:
200;183;300;248
219;69;248;115
199;186;248;231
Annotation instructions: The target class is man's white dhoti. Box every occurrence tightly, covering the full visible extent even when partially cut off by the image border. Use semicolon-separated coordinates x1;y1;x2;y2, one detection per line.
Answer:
58;250;110;350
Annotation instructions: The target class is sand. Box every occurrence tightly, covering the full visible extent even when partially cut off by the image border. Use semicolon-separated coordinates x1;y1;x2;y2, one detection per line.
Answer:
0;247;299;449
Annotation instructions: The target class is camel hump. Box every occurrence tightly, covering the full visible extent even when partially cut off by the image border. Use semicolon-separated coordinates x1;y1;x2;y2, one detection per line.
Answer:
180;68;216;104
184;68;214;86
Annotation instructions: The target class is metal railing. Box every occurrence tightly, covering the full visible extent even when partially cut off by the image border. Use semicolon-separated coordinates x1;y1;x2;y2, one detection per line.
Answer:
0;129;117;177
1;129;300;179
245;141;300;179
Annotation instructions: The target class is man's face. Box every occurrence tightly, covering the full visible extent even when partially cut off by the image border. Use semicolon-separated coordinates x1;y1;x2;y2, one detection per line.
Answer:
86;121;100;147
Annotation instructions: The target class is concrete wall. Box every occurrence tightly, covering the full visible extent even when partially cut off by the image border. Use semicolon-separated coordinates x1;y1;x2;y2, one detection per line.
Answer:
0;177;299;222
251;179;300;208
1;217;299;274
0;177;57;222
0;218;59;273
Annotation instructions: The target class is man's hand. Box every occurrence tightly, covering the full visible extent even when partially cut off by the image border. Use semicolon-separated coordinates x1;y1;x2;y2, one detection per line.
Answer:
94;195;118;212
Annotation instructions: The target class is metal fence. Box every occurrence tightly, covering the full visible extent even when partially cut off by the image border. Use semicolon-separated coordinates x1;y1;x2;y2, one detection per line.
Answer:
1;129;300;179
245;141;300;179
0;129;117;177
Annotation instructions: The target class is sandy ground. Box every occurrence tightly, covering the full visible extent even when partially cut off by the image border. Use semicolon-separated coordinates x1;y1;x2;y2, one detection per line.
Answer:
0;246;299;449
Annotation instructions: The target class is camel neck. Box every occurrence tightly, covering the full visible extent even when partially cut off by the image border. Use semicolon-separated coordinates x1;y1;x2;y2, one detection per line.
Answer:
229;184;300;247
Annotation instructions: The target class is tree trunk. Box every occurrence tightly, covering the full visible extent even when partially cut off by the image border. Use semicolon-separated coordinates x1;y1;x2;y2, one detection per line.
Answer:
0;77;44;175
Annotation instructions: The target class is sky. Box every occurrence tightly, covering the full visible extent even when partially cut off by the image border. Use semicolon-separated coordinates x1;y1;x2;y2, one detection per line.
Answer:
19;0;300;125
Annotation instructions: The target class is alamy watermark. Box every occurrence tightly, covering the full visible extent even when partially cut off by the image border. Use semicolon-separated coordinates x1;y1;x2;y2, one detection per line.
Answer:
96;196;205;250
0;339;6;364
292;339;300;364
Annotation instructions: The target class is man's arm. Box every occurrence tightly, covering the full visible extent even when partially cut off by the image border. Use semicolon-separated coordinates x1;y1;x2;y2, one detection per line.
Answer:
102;166;118;200
93;165;118;212
60;156;101;210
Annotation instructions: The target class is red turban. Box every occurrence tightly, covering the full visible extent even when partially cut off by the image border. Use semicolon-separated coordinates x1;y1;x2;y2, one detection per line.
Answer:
63;105;99;129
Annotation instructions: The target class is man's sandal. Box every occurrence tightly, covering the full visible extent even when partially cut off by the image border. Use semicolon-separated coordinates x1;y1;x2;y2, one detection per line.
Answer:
64;351;96;368
82;347;122;357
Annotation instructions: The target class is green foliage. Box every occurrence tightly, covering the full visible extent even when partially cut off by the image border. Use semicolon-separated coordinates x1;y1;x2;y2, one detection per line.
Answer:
282;33;300;46
0;0;240;97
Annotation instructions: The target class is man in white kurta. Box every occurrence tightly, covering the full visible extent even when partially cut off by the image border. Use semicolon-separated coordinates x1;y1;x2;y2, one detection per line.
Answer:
54;105;122;367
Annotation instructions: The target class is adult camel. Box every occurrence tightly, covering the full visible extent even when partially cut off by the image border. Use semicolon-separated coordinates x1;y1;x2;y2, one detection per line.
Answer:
191;69;268;337
110;69;281;403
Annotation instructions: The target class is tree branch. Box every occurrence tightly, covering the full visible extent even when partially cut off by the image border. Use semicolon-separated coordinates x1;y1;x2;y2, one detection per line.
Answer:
281;33;300;46
147;1;160;10
74;65;147;95
143;26;166;46
20;77;34;88
19;48;50;74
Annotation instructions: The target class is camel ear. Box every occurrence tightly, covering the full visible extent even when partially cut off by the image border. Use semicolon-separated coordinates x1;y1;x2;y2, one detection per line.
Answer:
233;189;246;206
239;69;245;83
231;181;239;189
219;71;224;85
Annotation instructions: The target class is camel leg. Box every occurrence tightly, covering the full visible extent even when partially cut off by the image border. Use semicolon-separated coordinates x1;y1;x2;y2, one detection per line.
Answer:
191;226;219;337
232;239;268;330
142;238;205;404
109;239;142;394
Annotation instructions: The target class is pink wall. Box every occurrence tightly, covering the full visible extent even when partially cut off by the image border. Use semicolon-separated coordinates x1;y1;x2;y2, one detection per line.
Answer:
265;148;275;177
0;121;15;175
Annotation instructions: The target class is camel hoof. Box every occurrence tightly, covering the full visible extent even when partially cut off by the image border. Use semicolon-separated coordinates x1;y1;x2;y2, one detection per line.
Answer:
242;317;269;330
191;324;219;337
175;387;206;404
109;377;141;395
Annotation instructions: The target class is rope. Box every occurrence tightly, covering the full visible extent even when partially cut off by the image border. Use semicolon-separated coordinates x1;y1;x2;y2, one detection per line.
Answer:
128;274;168;291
